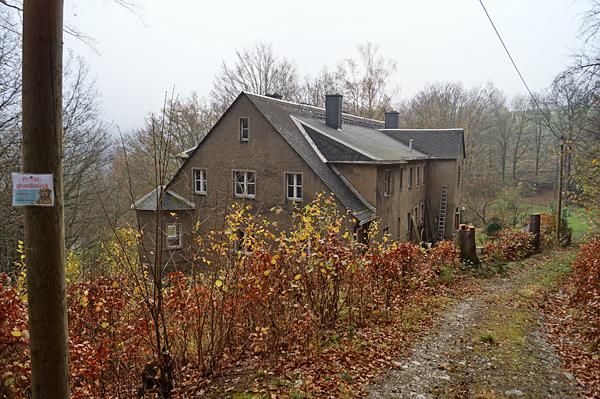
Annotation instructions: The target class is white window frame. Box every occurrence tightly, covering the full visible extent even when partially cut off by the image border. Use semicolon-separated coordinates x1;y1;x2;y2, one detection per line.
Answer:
383;169;391;197
285;172;303;201
233;170;256;198
166;223;182;249
192;168;207;195
239;117;249;142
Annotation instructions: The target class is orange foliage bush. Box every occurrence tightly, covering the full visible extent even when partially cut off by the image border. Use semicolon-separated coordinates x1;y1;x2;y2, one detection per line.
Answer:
570;237;600;349
483;228;534;262
0;196;465;397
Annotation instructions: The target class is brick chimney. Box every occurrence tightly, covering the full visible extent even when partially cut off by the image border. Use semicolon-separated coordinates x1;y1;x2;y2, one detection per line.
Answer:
384;111;400;129
325;94;343;130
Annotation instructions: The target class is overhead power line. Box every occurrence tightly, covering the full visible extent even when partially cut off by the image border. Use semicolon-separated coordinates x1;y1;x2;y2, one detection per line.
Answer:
478;0;566;242
477;0;560;139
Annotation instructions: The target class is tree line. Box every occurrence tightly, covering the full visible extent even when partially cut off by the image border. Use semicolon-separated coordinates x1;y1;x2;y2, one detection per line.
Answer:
1;4;600;272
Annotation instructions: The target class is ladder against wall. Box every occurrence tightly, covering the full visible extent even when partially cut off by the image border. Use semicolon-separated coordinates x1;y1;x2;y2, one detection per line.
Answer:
437;185;448;241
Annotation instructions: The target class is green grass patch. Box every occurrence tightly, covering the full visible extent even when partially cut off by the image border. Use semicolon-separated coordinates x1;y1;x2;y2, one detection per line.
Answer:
566;206;599;244
472;251;576;379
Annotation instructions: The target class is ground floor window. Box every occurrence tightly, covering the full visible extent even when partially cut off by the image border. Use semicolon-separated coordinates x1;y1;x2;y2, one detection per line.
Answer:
166;223;182;249
233;228;253;254
233;170;256;198
286;172;303;201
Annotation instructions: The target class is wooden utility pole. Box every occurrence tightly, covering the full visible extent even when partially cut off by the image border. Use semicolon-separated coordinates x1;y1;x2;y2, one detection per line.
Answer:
556;136;565;243
22;1;69;398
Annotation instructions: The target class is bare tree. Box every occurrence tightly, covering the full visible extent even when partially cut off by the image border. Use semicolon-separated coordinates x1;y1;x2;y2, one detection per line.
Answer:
211;42;299;109
299;43;397;120
399;82;494;174
0;9;21;271
338;43;397;119
538;76;591;190
0;14;114;267
508;95;533;183
298;68;343;108
164;92;220;153
62;55;113;249
487;88;512;181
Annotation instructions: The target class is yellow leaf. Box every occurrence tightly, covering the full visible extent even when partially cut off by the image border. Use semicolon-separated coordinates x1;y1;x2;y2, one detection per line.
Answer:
263;270;271;277
10;330;21;337
215;279;223;288
101;322;109;329
592;159;599;166
294;274;302;281
112;281;119;288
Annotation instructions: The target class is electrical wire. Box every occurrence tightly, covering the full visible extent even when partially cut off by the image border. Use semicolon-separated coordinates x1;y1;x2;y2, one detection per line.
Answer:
478;0;562;139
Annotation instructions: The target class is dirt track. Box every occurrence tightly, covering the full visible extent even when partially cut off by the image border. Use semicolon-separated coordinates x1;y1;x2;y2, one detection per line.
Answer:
365;252;580;399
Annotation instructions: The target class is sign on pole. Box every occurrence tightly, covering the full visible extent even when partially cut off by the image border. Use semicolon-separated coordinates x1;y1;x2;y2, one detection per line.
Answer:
11;173;55;207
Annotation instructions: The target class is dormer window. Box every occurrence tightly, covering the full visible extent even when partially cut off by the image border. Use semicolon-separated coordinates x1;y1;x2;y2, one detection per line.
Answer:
239;117;249;141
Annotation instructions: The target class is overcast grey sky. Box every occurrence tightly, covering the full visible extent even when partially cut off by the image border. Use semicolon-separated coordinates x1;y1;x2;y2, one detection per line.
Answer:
64;0;589;132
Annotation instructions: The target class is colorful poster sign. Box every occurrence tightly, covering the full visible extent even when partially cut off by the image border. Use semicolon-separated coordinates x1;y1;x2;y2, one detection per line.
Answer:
11;173;55;207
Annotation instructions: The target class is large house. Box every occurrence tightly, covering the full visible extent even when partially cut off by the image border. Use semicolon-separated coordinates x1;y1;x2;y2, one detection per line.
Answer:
133;92;465;265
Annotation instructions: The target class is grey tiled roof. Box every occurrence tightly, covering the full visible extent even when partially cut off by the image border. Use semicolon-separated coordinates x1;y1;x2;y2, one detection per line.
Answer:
133;186;195;211
303;125;373;162
297;117;427;162
160;92;464;224
245;93;376;223
381;129;465;159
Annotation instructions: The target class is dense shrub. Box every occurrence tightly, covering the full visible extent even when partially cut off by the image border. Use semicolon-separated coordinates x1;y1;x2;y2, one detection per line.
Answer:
0;274;29;397
0;196;465;397
485;219;503;237
483;228;534;262
570;237;600;350
540;211;572;248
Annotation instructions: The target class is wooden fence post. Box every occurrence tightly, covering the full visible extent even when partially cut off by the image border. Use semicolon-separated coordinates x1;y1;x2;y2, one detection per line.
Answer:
530;213;541;251
455;224;479;265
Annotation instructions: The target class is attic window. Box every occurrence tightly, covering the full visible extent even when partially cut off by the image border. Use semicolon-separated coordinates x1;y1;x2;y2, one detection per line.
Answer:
193;168;207;194
286;173;303;201
240;117;249;141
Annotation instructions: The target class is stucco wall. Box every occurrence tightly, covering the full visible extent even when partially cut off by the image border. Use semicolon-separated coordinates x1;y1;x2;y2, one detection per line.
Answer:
136;209;195;270
334;163;377;205
167;95;340;238
428;158;463;238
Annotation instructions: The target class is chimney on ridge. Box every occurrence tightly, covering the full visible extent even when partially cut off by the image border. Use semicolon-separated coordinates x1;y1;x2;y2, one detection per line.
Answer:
325;94;343;130
384;111;400;129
